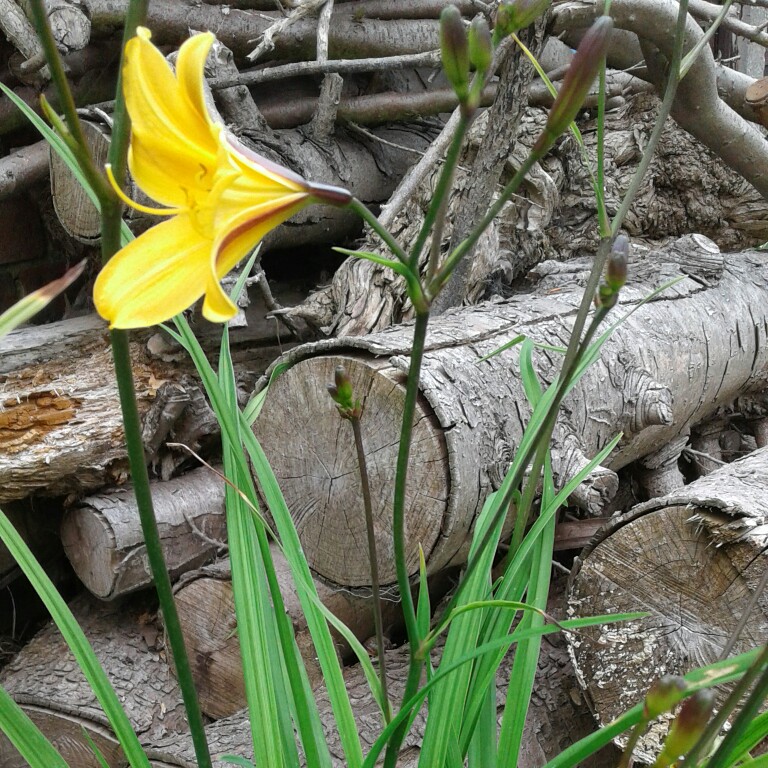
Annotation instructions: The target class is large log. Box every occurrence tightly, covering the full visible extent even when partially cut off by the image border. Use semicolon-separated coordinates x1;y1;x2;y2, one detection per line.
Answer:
0;592;187;768
145;572;620;767
252;244;768;589
567;446;768;761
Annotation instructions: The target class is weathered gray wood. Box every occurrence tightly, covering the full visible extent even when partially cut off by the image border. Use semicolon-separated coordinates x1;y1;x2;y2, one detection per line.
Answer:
0;593;187;768
567;446;768;760
254;245;768;588
289;93;765;337
61;467;226;599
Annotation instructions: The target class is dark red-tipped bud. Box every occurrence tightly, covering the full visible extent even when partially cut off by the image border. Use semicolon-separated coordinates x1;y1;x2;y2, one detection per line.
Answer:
440;5;470;102
606;233;630;291
493;0;551;44
533;15;613;154
643;675;687;720
468;16;492;78
655;690;715;768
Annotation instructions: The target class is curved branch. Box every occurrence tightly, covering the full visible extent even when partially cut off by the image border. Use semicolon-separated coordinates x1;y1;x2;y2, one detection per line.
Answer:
553;0;768;198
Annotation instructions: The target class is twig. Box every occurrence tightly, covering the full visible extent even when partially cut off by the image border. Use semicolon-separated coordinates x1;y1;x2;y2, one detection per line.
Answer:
309;0;342;139
247;0;328;61
209;50;441;90
689;0;768;47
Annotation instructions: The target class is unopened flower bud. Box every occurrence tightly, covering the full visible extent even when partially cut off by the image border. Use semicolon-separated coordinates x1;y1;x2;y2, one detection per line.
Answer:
469;16;492;78
533;15;613;154
644;676;686;720
607;234;630;291
655;690;715;768
493;0;551;44
327;366;362;419
441;5;470;102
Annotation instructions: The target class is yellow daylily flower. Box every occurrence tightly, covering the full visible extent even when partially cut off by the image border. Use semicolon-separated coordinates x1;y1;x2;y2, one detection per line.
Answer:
94;27;351;329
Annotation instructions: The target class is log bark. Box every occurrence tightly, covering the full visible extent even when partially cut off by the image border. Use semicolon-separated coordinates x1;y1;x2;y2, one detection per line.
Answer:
61;466;227;599
567;446;768;761
253;244;768;589
0;592;187;768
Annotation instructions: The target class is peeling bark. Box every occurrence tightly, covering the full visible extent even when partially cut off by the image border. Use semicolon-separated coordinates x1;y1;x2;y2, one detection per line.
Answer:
0;310;286;505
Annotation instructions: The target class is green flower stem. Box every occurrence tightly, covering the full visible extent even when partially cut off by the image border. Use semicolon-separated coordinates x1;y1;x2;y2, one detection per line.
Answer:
350;416;391;722
411;115;471;275
682;643;768;768
109;332;213;768
349;198;410;266
106;0;149;195
383;309;431;768
28;0;112;202
611;0;688;238
97;5;210;766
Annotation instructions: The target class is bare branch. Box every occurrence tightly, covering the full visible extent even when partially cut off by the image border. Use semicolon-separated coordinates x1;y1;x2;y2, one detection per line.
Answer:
553;0;768;198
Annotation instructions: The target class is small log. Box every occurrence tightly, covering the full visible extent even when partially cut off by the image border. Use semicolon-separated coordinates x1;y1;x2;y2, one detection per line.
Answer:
253;246;768;588
0;592;188;768
61;467;226;599
172;548;403;719
567;447;768;761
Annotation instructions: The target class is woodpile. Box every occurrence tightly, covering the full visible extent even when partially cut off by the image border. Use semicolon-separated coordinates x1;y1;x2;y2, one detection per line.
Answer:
1;0;768;765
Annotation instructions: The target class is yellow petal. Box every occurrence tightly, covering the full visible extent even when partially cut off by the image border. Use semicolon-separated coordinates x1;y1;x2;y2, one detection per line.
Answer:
176;31;217;130
201;276;238;323
213;195;309;279
123;29;218;206
94;215;211;328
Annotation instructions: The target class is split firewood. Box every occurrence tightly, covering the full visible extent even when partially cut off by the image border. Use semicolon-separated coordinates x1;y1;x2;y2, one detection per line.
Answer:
567;446;768;761
0;592;187;768
252;244;768;589
61;466;227;600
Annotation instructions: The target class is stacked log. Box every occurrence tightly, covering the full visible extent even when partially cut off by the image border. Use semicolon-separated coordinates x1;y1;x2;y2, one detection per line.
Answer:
568;447;768;760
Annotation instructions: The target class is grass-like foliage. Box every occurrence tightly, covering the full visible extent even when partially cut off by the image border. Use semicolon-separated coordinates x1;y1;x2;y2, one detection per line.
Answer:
0;1;765;767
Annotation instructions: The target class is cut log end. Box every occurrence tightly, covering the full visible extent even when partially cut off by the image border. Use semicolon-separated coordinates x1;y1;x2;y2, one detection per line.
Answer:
254;355;449;586
568;502;767;759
